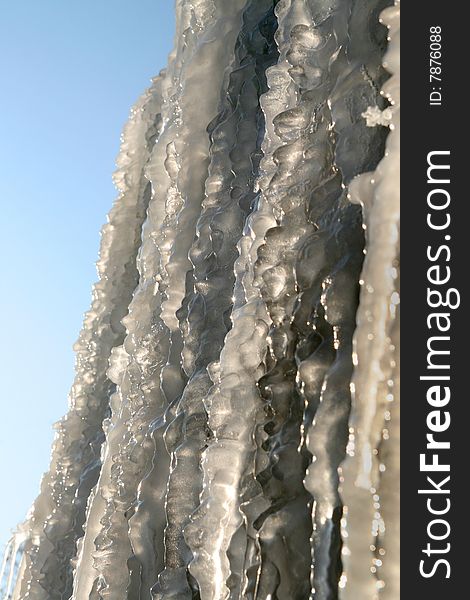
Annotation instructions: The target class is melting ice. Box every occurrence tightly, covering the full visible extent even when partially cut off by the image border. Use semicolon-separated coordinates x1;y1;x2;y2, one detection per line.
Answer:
1;1;400;599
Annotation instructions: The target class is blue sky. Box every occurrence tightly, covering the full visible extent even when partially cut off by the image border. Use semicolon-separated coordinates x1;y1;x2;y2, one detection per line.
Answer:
0;1;175;548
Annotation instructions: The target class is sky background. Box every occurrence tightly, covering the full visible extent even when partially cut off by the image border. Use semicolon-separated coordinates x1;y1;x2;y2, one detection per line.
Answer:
0;1;175;548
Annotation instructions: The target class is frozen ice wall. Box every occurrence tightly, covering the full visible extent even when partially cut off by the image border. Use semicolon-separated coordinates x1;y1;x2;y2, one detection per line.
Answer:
1;1;400;599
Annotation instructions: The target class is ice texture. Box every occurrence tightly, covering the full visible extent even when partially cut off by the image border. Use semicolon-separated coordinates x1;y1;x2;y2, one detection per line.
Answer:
340;4;400;598
2;1;400;599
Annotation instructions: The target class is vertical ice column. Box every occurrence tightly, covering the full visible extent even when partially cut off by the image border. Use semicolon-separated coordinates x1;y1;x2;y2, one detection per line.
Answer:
11;76;164;600
152;2;280;598
72;2;251;599
243;0;391;597
2;2;400;598
247;1;350;597
278;0;392;597
182;2;307;597
340;2;400;599
1;527;27;600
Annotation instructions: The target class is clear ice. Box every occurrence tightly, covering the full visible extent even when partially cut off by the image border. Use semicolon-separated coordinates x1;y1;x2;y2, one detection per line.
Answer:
1;1;400;599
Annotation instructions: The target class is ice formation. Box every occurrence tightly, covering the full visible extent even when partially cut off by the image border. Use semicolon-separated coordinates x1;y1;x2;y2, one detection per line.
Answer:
1;1;400;599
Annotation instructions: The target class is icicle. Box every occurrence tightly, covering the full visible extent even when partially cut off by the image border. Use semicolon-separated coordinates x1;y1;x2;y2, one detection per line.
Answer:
152;2;279;598
72;3;256;599
0;525;27;600
4;2;399;599
11;75;164;600
340;2;400;598
236;0;392;597
247;1;344;596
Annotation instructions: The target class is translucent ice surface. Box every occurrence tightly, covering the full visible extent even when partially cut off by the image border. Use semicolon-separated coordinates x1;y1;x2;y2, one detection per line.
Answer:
2;2;400;599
